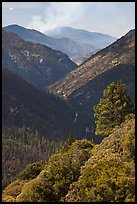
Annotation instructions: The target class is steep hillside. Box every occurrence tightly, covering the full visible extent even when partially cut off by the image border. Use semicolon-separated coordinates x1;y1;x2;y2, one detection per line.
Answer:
2;30;77;89
49;29;135;100
2;67;76;185
49;30;135;140
74;49;99;65
2;118;135;202
46;26;117;49
3;25;96;64
2;68;75;138
65;117;135;202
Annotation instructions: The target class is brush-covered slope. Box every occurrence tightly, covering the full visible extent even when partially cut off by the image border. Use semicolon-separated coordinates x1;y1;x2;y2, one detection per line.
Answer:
49;29;135;100
3;25;96;63
65;117;135;202
2;139;94;202
2;117;135;202
2;30;77;89
49;30;135;140
2;68;74;138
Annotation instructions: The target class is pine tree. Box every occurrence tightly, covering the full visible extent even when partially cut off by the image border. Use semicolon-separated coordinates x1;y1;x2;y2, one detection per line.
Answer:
93;80;134;136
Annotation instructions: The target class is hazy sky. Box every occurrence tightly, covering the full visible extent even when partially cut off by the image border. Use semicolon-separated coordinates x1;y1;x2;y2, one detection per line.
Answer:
2;2;135;38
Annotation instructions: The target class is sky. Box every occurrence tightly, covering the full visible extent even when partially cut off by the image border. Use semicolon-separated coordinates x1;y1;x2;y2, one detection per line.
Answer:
2;2;135;38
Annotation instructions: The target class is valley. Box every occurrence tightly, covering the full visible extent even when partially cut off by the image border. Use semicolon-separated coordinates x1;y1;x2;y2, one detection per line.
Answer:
2;19;135;202
49;29;135;141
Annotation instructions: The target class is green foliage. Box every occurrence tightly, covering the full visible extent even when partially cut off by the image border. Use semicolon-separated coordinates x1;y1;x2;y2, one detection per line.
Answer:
7;139;93;202
58;135;75;153
65;118;135;202
3;119;135;202
94;80;134;136
67;159;134;202
119;116;135;160
2;179;27;202
2;195;15;202
2;126;64;185
16;179;49;202
66;160;134;202
18;161;44;180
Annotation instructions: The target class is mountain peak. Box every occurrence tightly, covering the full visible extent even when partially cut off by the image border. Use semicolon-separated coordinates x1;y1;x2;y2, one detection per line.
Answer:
46;26;117;49
50;26;116;37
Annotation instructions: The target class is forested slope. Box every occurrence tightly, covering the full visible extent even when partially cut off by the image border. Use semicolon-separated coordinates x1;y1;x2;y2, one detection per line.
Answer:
3;117;135;202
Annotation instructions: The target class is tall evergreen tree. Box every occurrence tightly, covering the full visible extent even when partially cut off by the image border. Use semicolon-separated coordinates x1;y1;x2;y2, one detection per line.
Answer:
93;80;134;136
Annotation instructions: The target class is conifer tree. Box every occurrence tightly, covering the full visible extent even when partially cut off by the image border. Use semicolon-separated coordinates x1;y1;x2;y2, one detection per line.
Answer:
93;80;134;136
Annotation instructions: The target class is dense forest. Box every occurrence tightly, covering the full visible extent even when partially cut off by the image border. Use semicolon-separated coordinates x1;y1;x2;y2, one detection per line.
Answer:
2;81;135;202
2;117;135;202
2;126;65;186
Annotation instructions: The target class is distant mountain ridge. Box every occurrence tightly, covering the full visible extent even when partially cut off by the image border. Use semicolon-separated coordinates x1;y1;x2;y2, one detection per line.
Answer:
46;26;117;49
3;25;97;64
2;30;77;89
